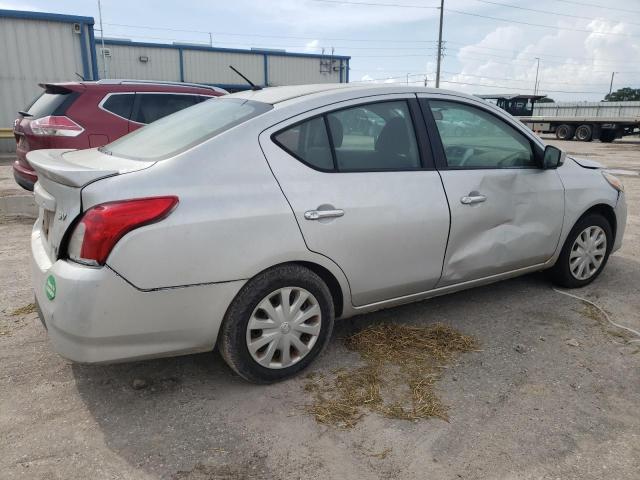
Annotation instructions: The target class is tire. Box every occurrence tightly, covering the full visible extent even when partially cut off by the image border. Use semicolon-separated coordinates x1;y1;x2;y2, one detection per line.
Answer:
599;130;616;143
548;213;613;288
555;124;575;140
575;124;593;142
219;264;335;383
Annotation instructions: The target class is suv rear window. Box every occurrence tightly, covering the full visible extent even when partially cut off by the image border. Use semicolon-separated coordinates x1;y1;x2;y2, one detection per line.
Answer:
24;89;76;118
102;93;135;120
101;98;272;161
133;94;201;124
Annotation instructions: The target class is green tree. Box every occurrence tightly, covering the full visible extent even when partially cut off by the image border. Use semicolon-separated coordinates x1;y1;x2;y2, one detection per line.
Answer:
604;87;640;101
537;97;555;103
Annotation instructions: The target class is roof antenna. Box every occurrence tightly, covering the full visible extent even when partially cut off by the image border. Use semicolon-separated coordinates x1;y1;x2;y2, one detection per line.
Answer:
229;65;262;91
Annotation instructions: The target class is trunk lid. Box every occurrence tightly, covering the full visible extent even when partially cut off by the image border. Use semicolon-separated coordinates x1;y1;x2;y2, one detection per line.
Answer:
29;148;155;260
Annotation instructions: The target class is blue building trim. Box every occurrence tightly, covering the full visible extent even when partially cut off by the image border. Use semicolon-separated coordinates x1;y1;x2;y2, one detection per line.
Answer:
178;48;185;82
78;23;91;81
102;38;351;61
0;8;94;24
263;54;268;87
88;23;99;80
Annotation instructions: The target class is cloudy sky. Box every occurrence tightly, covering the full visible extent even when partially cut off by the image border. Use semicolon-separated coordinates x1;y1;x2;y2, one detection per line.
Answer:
2;0;639;100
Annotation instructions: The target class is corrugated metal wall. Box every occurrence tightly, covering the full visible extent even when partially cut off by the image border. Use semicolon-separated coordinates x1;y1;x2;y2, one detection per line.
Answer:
268;56;341;85
183;50;264;85
533;101;640;117
97;44;181;81
0;15;94;151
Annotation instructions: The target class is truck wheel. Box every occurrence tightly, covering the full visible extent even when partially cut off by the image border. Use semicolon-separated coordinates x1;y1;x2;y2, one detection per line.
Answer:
575;124;593;142
555;124;575;140
599;130;616;143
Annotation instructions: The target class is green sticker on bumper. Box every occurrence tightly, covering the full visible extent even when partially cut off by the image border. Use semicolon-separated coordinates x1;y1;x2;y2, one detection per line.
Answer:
45;275;56;301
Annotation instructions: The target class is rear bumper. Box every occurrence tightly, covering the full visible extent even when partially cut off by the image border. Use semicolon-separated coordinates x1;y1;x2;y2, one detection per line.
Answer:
13;160;37;191
31;225;245;363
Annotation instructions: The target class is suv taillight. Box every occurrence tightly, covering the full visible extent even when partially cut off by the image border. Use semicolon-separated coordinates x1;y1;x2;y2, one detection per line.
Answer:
31;115;84;137
67;196;179;266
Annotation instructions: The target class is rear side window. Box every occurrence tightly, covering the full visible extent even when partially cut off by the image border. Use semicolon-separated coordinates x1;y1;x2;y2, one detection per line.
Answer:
273;117;334;171
25;90;76;118
101;98;272;161
102;94;135;119
273;100;422;172
133;94;200;124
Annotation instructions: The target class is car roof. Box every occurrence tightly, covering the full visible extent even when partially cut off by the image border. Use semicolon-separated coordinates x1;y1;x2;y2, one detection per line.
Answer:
228;83;478;105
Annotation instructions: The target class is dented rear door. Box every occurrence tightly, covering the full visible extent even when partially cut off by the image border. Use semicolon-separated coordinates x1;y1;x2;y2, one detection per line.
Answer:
419;95;564;287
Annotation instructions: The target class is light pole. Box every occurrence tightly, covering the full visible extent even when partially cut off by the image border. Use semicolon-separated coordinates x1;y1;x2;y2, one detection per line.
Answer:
609;72;617;96
533;57;540;95
435;0;444;88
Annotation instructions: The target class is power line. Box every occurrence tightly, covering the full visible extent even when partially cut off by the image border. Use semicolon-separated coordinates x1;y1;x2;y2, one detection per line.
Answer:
309;0;438;9
444;8;640;38
103;22;439;44
439;79;605;94
554;0;640;15
470;0;640;26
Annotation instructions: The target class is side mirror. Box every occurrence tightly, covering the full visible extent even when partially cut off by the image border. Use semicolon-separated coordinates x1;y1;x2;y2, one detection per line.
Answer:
542;145;565;169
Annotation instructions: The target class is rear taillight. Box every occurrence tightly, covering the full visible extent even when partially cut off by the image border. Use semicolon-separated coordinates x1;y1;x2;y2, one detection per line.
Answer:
67;196;178;266
31;116;84;137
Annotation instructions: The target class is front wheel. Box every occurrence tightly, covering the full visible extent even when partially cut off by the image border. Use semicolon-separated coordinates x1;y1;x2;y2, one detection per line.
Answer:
219;264;335;383
549;214;613;288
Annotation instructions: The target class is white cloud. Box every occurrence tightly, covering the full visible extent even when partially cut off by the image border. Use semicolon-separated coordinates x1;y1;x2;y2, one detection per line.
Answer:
448;19;640;101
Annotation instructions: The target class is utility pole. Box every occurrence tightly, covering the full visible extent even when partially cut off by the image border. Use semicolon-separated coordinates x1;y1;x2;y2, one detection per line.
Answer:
435;0;444;88
533;57;540;95
208;32;213;47
609;72;617;96
98;0;108;78
406;73;410;85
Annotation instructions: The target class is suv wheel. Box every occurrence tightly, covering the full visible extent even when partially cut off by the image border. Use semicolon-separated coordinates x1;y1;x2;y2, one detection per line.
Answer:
549;214;613;288
219;264;335;383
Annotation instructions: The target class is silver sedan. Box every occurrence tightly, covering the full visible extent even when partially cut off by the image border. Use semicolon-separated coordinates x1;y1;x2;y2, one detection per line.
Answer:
29;84;627;383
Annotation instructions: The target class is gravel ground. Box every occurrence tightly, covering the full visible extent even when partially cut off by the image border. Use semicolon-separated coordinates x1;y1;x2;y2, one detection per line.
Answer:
1;138;639;479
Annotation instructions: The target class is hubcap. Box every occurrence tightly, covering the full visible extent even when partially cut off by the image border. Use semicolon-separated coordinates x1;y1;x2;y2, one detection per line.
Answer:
246;287;322;369
569;226;606;280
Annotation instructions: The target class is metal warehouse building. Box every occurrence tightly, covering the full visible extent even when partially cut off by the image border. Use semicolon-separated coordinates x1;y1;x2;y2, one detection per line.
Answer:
0;8;351;152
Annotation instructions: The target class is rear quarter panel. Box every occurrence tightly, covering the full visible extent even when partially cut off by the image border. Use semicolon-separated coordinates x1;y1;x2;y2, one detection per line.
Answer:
81;119;351;307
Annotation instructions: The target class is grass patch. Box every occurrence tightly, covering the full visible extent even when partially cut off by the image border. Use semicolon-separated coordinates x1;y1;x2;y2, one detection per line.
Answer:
11;303;36;316
304;323;478;428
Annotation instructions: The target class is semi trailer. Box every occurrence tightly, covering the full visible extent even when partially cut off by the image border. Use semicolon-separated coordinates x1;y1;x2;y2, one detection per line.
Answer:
479;94;640;142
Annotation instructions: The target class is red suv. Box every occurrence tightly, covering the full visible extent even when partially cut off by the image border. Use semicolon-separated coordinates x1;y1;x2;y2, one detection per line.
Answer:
13;80;226;190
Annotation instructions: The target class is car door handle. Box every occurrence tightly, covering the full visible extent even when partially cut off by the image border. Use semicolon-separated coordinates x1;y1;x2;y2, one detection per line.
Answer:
460;194;487;205
304;209;344;220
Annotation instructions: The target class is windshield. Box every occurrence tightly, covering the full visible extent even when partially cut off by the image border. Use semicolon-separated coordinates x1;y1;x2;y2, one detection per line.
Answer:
100;98;272;161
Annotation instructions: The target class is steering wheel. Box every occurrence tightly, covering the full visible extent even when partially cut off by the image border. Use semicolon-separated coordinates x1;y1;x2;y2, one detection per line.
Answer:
496;152;523;168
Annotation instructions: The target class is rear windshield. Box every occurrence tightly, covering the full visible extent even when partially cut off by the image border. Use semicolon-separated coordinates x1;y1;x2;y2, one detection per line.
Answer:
100;98;273;161
25;90;75;118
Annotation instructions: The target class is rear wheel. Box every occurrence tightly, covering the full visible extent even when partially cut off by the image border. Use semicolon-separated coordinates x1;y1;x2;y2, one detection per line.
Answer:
555;124;575;140
549;214;613;288
219;264;335;383
599;130;616;143
575;124;593;142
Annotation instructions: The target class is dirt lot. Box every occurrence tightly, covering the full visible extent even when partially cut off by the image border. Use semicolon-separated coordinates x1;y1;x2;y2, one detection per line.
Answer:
1;138;639;480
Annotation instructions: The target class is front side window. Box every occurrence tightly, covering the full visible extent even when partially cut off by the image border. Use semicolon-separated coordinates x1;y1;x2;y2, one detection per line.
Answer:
133;94;201;124
429;100;536;169
101;98;272;161
274;100;422;172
